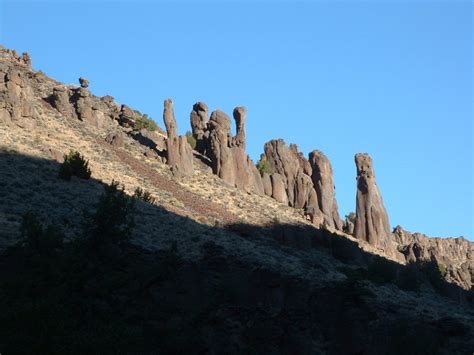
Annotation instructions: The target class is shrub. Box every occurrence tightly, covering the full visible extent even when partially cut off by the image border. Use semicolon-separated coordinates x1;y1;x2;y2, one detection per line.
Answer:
20;212;63;253
134;187;156;204
367;257;397;285
59;150;91;180
185;131;197;150
133;112;158;132
256;156;272;175
396;262;421;292
82;180;135;245
345;212;356;224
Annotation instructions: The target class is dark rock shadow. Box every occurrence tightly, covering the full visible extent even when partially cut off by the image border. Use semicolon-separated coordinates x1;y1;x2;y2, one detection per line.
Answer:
0;149;472;355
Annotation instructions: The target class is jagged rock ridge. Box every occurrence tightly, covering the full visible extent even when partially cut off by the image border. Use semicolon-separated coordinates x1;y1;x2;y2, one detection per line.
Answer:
0;46;472;291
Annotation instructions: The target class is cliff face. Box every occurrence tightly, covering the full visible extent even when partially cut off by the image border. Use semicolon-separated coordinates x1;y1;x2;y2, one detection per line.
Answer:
394;226;474;290
0;45;472;294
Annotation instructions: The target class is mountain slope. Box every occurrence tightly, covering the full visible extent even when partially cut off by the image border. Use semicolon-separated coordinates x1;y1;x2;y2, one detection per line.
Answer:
0;46;473;354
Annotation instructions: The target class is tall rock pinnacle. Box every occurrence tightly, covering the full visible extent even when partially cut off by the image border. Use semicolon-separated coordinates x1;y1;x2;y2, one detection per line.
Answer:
308;150;343;230
354;153;391;246
163;98;194;177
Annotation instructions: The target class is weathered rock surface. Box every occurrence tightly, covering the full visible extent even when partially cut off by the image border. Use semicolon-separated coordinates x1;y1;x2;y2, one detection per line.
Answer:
309;150;343;230
394;226;474;290
51;86;74;118
204;107;264;194
354;153;391;247
263;140;322;222
163;99;194;177
105;131;124;147
0;63;36;128
261;172;272;197
190;101;209;155
270;173;288;204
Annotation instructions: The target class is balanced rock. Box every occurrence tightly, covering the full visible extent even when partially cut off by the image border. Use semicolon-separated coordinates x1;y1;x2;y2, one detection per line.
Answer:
309;150;343;229
163;99;194;177
79;77;89;88
354;153;391;247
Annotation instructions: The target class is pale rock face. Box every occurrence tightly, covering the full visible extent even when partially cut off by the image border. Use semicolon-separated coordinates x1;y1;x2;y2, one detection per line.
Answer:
163;99;194;177
354;153;391;247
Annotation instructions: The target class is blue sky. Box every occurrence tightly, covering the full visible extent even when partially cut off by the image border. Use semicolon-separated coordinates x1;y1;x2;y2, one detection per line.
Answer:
1;1;472;239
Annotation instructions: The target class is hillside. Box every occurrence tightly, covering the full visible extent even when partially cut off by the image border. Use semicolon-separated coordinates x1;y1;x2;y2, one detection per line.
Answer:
0;46;473;354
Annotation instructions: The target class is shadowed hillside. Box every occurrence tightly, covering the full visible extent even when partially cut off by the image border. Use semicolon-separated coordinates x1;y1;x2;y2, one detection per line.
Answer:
0;151;473;354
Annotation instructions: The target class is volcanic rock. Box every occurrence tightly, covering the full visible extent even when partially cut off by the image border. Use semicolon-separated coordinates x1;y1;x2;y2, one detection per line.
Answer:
309;150;343;230
190;101;209;154
163;98;194;177
354;153;391;247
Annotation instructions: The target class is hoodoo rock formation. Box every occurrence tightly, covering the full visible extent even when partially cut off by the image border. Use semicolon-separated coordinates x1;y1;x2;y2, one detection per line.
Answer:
163;98;194;177
194;105;264;194
354;153;391;247
190;101;210;155
308;150;343;230
263;139;323;225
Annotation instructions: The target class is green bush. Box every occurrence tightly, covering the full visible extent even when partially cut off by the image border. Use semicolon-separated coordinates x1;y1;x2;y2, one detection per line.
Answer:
133;112;158;132
345;212;356;223
256;156;272;175
58;150;91;180
82;180;135;245
185;131;197;150
367;257;397;285
396;262;421;292
20;212;63;253
134;187;156;204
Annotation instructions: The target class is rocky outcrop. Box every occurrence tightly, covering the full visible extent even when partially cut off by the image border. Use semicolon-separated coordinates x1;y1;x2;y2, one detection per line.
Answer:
309;150;343;230
354;153;391;248
262;139;325;224
119;104;136;127
163;99;194;177
105;131;124;147
200;107;264;194
394;226;474;290
190;101;209;155
0;64;36;129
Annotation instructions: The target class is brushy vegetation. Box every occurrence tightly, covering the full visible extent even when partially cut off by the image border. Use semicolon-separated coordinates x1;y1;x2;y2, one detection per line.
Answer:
133;110;159;131
345;212;356;223
82;180;135;246
58;150;91;180
134;187;156;204
185;131;197;150
20;212;64;253
256;155;272;175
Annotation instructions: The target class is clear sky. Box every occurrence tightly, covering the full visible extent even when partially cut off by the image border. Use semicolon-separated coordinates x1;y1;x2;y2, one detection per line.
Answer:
1;1;472;239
